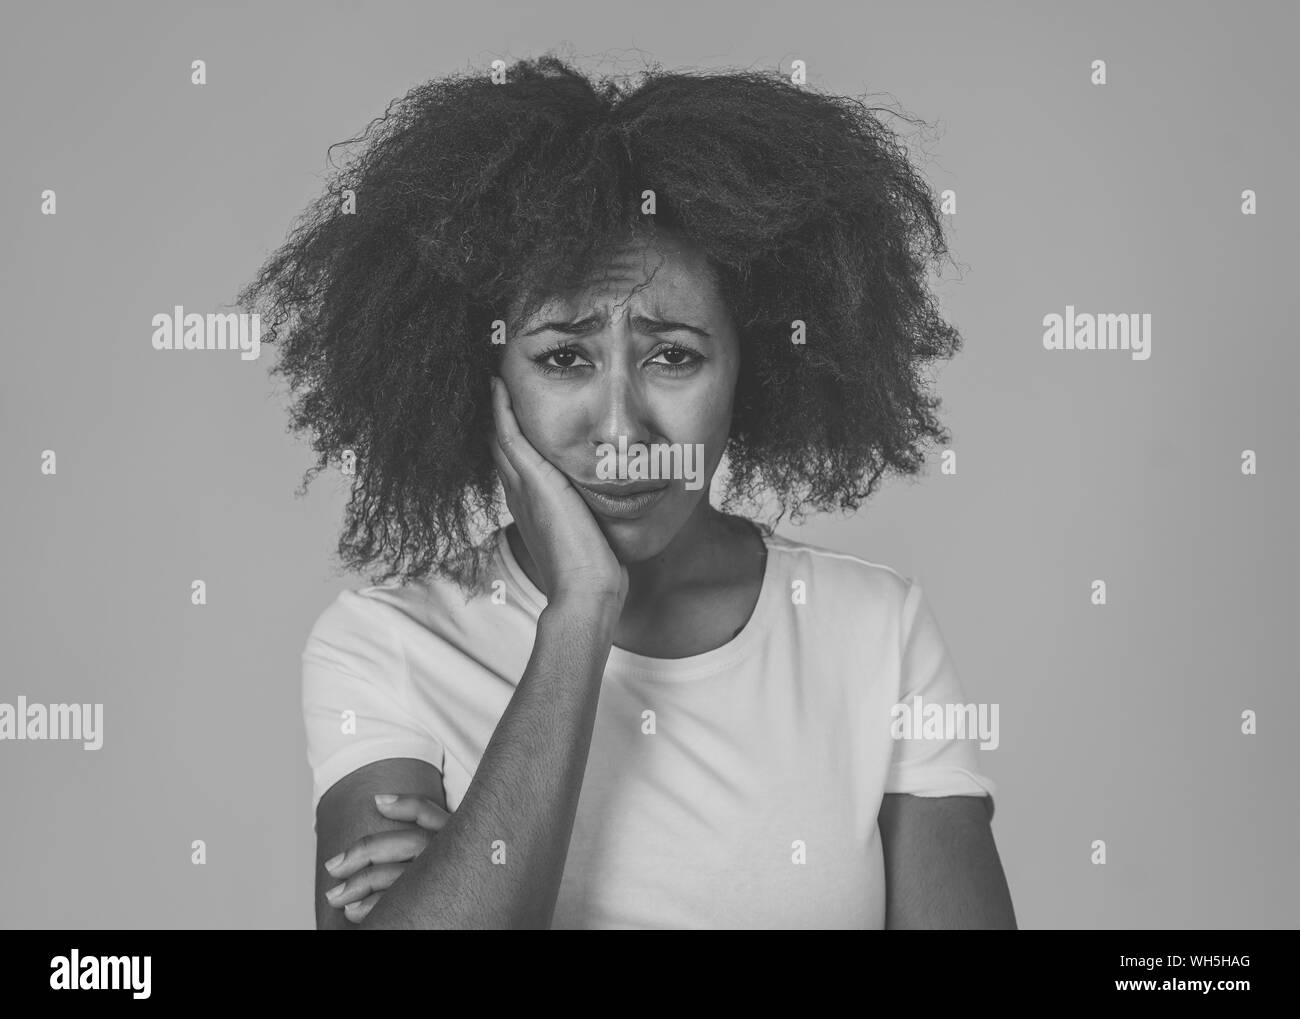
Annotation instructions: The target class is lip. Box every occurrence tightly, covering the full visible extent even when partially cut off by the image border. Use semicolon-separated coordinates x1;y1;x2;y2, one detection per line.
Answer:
574;479;669;496
572;480;670;519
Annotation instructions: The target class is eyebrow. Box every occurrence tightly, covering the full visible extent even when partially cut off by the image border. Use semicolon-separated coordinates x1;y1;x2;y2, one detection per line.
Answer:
520;313;711;339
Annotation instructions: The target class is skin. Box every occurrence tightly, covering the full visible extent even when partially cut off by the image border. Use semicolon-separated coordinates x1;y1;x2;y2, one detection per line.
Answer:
314;228;1017;929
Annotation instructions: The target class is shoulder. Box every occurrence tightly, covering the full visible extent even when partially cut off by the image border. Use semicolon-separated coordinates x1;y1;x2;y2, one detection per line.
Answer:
305;529;504;641
301;569;487;685
302;539;531;691
763;529;916;609
305;565;487;647
304;585;414;656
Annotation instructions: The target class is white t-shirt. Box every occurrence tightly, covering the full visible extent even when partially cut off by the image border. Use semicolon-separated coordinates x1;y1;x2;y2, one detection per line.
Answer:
302;526;996;929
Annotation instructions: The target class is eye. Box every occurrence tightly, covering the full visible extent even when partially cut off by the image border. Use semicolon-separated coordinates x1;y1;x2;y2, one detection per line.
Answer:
648;344;704;375
533;343;592;377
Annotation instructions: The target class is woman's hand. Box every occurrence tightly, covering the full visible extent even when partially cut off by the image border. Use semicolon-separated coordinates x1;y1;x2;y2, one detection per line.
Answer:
322;793;450;925
490;375;629;609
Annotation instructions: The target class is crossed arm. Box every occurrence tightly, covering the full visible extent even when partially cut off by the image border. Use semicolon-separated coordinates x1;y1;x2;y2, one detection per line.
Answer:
315;758;1016;929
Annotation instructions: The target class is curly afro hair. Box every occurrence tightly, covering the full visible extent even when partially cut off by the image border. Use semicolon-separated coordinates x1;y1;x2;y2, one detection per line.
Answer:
236;54;963;594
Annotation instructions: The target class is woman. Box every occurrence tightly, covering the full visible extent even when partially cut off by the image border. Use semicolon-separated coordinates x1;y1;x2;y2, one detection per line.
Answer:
239;55;1015;929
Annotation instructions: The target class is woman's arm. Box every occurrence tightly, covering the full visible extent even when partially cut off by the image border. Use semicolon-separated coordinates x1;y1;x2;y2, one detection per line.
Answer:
877;793;1017;929
312;375;627;929
314;594;619;929
314;759;447;930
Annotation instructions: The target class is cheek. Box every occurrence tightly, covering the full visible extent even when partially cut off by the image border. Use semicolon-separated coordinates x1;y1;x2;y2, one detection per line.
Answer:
670;378;735;448
506;380;577;456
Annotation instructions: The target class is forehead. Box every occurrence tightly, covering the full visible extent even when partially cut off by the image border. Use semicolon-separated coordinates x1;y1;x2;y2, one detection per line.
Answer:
516;233;721;319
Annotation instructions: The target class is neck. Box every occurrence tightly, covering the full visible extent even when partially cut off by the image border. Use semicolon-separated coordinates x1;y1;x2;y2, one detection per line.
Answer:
623;501;733;608
507;500;743;608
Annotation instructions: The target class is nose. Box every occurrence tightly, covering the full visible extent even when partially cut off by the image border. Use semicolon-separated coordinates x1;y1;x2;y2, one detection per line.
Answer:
588;359;656;453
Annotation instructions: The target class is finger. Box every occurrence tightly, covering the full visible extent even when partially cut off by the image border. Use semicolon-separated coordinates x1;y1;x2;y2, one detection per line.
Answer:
491;376;578;502
489;434;526;529
323;828;430;879
488;378;522;487
373;793;451;831
325;864;407;908
490;375;545;477
343;892;381;924
489;414;520;492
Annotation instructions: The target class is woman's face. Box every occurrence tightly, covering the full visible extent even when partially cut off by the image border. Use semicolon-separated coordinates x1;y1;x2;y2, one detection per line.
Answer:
498;231;741;563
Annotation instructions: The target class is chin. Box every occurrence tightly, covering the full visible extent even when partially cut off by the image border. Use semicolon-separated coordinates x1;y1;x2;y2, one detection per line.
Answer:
598;516;678;564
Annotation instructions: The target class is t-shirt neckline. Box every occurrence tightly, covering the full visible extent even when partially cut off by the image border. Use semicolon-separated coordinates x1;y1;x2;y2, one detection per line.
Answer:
494;524;777;680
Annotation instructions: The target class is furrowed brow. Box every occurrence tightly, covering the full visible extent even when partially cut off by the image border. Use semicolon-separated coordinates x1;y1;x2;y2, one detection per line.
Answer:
519;311;710;339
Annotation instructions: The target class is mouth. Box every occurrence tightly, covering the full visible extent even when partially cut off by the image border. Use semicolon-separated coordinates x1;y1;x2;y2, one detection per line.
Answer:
572;479;670;519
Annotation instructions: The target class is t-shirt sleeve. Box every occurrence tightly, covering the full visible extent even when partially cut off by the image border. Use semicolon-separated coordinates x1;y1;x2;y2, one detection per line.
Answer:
884;579;997;819
302;590;446;815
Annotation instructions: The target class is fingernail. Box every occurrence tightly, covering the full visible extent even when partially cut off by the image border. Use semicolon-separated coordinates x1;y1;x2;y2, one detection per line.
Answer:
374;793;397;805
324;853;344;871
326;883;345;901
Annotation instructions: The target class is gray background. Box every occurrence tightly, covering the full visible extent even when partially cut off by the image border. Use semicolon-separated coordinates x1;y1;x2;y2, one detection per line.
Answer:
2;0;1296;929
